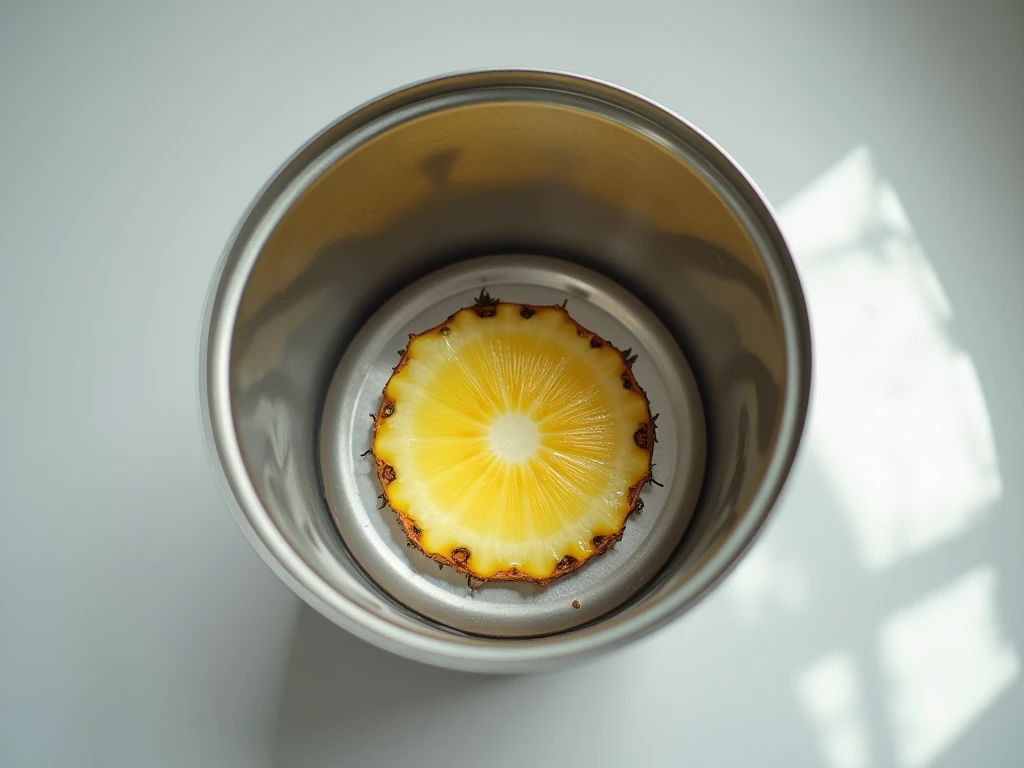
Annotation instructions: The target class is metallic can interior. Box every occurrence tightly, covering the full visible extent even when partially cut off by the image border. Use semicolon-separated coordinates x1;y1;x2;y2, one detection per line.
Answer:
319;255;706;637
201;70;812;671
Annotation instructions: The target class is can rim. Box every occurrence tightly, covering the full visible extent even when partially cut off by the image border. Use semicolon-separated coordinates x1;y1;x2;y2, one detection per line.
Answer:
199;67;813;671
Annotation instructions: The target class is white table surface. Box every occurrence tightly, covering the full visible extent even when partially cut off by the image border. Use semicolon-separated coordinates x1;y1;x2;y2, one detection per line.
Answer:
2;2;1022;766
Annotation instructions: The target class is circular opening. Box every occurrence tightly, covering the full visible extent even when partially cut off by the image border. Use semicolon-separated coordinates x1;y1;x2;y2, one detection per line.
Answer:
202;69;811;670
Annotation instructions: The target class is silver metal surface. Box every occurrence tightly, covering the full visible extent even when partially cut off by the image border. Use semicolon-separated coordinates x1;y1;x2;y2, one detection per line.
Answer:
320;255;705;636
200;69;812;672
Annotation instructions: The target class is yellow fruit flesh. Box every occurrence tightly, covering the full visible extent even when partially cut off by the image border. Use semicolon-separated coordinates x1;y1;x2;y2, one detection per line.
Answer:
373;302;652;582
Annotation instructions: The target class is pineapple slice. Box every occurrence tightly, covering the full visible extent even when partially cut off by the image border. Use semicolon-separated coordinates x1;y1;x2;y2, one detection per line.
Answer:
372;292;654;585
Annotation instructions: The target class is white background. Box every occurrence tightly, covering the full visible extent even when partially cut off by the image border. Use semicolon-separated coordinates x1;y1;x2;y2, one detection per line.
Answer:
2;2;1022;767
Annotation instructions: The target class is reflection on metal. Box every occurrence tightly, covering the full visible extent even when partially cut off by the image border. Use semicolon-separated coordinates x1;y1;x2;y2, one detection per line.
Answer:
781;146;1002;572
879;566;1019;768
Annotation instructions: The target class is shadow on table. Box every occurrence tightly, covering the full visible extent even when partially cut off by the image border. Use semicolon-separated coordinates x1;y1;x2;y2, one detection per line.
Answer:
273;606;509;765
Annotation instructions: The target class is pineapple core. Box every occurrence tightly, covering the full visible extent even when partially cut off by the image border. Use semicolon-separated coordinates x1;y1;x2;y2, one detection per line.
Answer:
372;297;654;584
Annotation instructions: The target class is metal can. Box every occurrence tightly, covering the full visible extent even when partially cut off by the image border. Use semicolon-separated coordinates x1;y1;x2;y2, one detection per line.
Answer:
200;69;811;672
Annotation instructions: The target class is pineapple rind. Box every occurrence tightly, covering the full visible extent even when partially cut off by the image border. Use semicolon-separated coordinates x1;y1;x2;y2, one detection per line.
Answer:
372;302;654;584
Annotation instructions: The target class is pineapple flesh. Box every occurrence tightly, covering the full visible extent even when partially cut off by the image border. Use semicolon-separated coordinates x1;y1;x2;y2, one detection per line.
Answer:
372;294;654;585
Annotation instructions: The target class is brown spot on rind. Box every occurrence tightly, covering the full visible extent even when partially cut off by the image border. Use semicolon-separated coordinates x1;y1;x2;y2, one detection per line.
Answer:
627;479;645;508
577;327;588;337
399;516;422;542
520;307;535;319
491;565;531;580
634;424;650;449
592;533;621;552
382;400;395;417
474;306;497;318
451;547;470;564
622;374;632;389
381;464;396;484
590;336;604;348
440;326;450;335
556;555;578;572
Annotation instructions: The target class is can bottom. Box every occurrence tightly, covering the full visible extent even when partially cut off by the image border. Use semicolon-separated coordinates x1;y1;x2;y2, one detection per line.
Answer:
319;255;706;637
